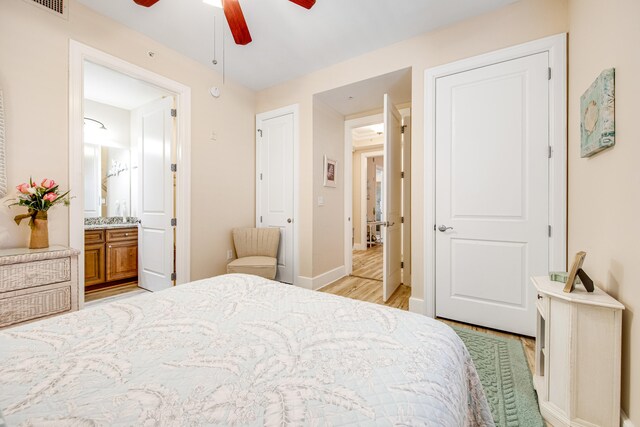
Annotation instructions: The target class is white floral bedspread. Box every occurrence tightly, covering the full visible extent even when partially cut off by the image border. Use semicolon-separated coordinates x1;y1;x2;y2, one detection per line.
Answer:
0;274;493;426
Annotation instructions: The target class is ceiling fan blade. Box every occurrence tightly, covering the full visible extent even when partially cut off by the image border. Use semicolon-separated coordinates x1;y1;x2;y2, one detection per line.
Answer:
288;0;315;9
133;0;160;7
223;0;253;45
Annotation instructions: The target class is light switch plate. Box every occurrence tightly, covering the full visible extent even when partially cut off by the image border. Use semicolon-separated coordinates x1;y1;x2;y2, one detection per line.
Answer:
318;196;324;206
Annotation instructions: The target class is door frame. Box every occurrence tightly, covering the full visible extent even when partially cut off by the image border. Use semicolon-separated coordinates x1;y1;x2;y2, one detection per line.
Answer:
344;109;410;275
423;33;567;318
255;104;300;286
69;40;192;308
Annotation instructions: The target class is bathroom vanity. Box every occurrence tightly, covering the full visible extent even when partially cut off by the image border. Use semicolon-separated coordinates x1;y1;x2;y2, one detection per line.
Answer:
84;220;138;291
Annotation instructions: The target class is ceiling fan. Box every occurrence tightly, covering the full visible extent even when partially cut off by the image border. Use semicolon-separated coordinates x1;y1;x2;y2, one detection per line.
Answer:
133;0;316;46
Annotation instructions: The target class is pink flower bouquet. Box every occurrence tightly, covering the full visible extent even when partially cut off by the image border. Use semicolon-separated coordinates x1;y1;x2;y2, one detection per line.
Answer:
10;178;71;227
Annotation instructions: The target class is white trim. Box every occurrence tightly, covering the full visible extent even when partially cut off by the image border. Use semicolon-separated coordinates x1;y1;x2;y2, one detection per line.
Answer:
69;40;192;308
409;297;425;315
622;411;635;427
255;104;300;286
297;265;346;291
423;33;568;318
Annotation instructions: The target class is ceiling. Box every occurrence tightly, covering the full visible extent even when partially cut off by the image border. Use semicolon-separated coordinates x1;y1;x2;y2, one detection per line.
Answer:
76;0;519;91
84;61;169;110
353;124;384;141
315;68;411;117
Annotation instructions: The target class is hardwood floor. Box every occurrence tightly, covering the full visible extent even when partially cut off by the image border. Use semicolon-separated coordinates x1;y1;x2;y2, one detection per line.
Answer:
351;245;383;281
320;274;536;374
321;275;411;310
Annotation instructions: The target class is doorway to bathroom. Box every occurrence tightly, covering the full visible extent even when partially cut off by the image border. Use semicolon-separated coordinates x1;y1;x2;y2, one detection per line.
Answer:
69;41;192;306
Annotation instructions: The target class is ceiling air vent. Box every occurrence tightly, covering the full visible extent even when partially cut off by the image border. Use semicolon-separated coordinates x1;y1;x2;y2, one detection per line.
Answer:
24;0;68;19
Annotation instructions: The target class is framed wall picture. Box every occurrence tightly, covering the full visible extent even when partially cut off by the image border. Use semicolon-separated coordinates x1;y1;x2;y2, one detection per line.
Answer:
580;68;615;157
563;251;587;293
323;155;337;187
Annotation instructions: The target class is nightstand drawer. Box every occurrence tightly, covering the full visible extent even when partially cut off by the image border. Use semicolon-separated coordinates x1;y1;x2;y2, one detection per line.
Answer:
0;285;71;328
0;258;71;292
106;228;138;242
536;292;548;319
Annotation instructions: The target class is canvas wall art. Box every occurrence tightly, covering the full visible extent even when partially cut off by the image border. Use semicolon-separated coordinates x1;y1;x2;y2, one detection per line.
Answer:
580;68;615;157
323;155;337;187
0;90;6;198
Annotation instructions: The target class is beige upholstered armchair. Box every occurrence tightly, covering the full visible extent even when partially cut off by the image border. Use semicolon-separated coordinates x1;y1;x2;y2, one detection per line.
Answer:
226;228;281;280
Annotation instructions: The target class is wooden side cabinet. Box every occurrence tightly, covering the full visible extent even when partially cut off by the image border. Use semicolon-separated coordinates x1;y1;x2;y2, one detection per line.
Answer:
84;227;138;289
531;276;625;427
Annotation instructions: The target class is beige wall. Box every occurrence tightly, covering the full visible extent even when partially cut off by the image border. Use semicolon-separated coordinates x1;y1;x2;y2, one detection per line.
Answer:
0;0;256;280
257;0;569;294
567;0;640;421
311;98;344;276
352;146;383;246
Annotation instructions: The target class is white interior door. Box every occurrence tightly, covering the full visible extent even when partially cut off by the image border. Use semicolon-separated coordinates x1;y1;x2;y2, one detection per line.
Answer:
134;96;175;292
435;52;549;336
383;94;403;302
257;111;294;284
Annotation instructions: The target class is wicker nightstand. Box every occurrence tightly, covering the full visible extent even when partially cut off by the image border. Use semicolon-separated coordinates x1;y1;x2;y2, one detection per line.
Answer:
0;246;80;329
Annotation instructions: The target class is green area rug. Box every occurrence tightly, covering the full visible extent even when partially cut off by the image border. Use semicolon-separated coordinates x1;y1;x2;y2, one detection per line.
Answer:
453;327;544;427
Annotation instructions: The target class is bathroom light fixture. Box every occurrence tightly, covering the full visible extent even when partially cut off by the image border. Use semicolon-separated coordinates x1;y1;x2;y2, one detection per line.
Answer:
84;117;107;130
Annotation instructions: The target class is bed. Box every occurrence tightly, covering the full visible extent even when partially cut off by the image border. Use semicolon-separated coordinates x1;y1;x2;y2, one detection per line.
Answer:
0;274;493;426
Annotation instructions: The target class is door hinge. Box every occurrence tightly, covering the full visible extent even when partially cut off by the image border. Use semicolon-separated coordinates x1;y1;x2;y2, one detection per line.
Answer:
260;173;263;181
171;163;177;172
548;67;552;80
171;218;177;227
260;216;263;223
401;216;404;223
548;146;552;159
401;171;404;178
401;125;407;134
401;261;404;268
548;225;552;237
171;272;176;281
257;129;263;137
170;108;177;117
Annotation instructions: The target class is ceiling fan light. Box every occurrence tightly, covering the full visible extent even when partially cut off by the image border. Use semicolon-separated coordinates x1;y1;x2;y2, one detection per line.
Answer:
203;0;223;8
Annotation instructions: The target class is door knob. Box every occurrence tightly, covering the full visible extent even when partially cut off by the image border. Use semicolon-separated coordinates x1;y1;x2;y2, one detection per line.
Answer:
287;218;292;223
383;221;395;227
438;225;454;232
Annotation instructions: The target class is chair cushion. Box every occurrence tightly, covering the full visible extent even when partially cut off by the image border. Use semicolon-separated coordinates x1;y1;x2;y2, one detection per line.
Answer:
227;256;277;280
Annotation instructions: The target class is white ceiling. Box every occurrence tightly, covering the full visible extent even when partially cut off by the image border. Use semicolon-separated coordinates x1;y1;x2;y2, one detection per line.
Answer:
76;0;519;91
315;68;411;117
84;61;169;110
353;124;384;141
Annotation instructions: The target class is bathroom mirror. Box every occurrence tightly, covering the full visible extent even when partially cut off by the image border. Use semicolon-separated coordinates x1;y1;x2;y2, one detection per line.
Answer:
84;144;132;218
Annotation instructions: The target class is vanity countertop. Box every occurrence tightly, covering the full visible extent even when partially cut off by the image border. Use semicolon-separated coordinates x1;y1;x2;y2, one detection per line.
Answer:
84;223;139;230
84;217;139;230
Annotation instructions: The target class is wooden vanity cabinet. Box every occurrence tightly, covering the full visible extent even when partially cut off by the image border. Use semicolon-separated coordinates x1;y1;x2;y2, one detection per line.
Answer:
84;227;138;289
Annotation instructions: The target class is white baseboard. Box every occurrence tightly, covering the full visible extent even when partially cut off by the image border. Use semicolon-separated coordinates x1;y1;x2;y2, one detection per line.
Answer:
295;276;313;290
409;297;425;315
296;266;346;291
622;411;635;427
